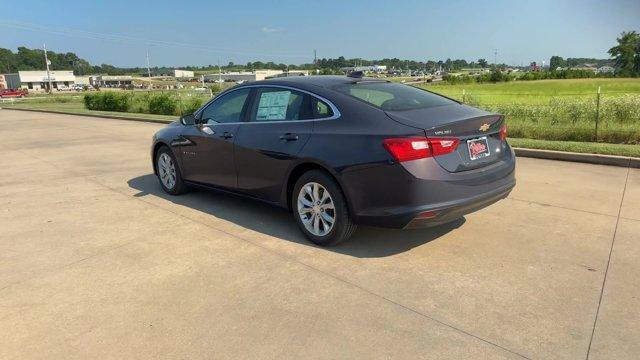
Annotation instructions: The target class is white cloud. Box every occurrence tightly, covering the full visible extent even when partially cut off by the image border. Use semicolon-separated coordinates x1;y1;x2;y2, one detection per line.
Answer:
261;26;283;33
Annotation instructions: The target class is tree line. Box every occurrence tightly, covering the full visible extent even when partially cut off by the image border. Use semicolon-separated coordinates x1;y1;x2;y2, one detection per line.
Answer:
1;30;637;76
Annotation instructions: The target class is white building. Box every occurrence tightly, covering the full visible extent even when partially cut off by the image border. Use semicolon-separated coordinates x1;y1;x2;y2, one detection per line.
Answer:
597;66;615;74
203;69;301;83
4;70;76;91
90;75;134;86
173;69;194;78
149;69;195;78
340;65;387;73
264;70;309;79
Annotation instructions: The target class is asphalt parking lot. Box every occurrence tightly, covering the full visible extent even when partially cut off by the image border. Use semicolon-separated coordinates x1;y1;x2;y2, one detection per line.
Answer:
1;109;638;359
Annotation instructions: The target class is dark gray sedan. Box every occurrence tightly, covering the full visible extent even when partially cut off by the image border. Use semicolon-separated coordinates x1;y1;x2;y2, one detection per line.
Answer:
151;75;516;245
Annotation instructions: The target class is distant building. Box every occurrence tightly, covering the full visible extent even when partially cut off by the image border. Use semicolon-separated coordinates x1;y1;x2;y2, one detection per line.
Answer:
597;65;615;74
147;68;195;78
90;75;134;86
74;76;91;85
203;69;297;83
529;62;540;72
4;70;75;91
340;65;387;73
571;65;597;73
265;70;309;79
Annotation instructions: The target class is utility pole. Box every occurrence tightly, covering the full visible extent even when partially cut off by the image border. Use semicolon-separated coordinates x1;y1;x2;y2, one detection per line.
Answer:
43;43;53;93
493;49;498;67
217;57;221;84
146;50;152;89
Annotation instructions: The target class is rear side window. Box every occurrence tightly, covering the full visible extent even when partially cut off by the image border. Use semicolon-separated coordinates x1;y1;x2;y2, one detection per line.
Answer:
312;97;334;118
333;82;455;111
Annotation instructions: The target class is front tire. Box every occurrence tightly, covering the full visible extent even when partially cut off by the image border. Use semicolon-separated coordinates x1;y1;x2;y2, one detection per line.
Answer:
292;170;357;246
156;146;188;195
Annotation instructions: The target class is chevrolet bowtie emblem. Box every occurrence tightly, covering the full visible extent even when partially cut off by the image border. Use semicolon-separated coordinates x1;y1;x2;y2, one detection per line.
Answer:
479;123;490;132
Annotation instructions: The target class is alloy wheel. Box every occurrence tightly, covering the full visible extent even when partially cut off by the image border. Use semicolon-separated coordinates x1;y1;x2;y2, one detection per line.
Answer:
297;182;335;236
158;153;177;190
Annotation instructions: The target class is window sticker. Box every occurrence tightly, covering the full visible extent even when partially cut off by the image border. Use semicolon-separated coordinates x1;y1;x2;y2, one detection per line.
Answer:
257;90;291;120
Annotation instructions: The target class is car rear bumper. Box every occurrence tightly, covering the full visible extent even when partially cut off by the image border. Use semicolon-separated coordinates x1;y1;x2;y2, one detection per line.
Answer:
366;181;514;229
341;146;516;229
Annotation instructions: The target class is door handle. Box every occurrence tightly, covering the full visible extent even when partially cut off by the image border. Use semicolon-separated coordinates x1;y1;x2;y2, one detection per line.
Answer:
221;131;234;139
280;133;299;141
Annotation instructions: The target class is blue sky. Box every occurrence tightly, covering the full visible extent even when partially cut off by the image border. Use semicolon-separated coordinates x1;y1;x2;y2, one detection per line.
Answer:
1;0;639;67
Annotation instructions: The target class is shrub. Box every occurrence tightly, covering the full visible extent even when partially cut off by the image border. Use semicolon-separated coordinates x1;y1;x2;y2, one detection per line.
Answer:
148;93;177;115
83;92;129;112
183;97;205;115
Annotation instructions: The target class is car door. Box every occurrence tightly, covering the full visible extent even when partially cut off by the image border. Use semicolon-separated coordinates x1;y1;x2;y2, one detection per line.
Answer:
234;86;334;203
179;87;252;188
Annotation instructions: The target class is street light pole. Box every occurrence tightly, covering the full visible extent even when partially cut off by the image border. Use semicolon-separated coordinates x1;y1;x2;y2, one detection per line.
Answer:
146;50;152;90
43;43;53;93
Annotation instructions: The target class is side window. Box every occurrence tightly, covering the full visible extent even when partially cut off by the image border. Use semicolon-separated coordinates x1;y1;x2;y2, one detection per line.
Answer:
252;87;312;122
312;97;334;119
200;88;250;124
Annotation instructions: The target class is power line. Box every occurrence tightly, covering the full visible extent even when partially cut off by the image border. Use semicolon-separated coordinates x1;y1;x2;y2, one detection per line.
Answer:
0;20;310;58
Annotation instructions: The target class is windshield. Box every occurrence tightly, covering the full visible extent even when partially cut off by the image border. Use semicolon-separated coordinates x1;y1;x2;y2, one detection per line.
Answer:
333;82;456;111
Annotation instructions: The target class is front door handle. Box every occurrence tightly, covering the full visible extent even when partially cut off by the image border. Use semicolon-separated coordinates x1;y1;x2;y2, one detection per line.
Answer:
221;131;234;139
280;133;299;141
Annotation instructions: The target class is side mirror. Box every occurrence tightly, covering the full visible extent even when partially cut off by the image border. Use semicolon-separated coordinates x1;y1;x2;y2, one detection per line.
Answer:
180;114;196;126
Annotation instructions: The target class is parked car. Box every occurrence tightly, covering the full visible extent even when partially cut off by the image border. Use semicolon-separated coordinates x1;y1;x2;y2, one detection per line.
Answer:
150;75;516;245
0;88;28;98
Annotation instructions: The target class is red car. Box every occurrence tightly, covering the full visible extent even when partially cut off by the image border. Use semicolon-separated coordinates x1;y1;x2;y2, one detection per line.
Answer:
0;88;28;98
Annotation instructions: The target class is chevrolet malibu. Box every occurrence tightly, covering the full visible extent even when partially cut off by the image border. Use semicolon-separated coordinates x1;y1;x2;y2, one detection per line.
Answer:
151;75;516;246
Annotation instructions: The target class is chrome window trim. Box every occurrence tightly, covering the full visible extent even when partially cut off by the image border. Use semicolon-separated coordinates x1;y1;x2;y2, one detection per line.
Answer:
196;84;341;124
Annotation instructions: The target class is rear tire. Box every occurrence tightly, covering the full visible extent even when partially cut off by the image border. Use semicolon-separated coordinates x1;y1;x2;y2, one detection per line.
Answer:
156;146;188;195
292;170;357;246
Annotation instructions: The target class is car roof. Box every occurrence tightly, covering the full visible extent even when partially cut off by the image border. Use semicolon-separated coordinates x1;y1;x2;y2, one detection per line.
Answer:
251;75;388;90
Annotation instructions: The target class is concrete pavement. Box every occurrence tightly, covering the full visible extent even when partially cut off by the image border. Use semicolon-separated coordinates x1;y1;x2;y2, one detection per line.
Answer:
1;110;638;359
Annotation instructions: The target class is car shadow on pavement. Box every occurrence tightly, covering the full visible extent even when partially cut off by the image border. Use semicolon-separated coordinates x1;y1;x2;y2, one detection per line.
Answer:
127;174;465;258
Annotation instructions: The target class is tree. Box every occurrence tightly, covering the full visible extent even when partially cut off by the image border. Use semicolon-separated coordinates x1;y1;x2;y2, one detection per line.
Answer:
549;56;565;71
608;31;640;77
477;58;488;68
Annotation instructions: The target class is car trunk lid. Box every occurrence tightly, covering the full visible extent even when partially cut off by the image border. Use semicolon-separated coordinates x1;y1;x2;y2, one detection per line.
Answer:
385;104;507;172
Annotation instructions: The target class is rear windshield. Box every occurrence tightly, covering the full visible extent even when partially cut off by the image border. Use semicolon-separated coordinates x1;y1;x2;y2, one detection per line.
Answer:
333;82;456;111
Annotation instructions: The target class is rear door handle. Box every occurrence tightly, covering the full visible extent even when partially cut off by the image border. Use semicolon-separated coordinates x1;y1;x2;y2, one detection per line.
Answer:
221;131;233;139
280;133;299;141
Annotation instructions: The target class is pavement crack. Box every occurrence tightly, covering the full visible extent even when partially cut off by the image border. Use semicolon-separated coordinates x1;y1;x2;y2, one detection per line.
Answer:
507;197;617;218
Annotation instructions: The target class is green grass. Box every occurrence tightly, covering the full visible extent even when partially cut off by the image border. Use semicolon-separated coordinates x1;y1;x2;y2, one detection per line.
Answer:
2;102;174;121
420;78;640;105
418;78;640;144
509;138;640;158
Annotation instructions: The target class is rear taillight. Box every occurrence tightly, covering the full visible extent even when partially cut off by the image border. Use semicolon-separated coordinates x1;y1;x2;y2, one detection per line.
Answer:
383;137;459;162
499;124;508;141
430;138;460;156
383;137;430;162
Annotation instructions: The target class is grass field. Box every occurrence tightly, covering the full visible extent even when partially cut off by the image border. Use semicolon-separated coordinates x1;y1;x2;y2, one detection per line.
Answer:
420;78;640;144
1;102;175;121
420;78;640;104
